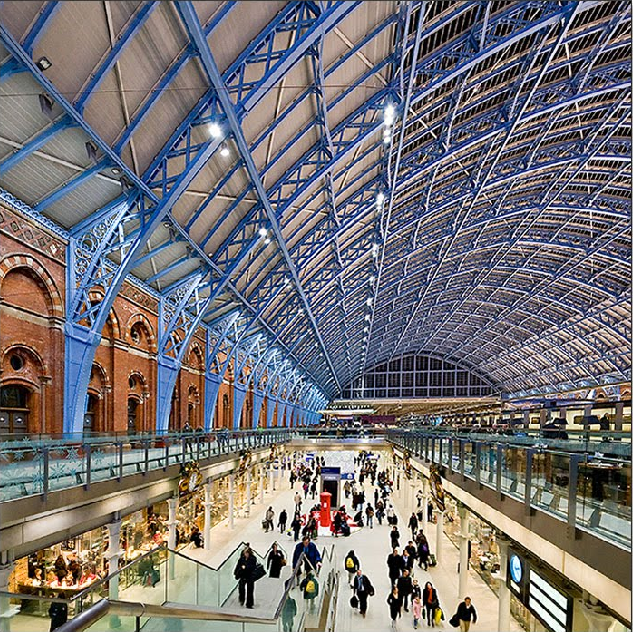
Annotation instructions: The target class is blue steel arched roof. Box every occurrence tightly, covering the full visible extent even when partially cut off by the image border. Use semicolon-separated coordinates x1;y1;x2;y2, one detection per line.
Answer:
0;0;630;411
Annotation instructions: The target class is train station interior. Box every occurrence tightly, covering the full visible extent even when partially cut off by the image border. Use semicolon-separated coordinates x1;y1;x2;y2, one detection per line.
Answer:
0;1;630;631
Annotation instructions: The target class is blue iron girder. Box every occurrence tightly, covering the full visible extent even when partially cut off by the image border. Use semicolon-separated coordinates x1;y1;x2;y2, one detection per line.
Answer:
176;0;349;394
237;4;605;348
0;116;75;174
73;2;159;113
0;3;354;431
364;0;424;370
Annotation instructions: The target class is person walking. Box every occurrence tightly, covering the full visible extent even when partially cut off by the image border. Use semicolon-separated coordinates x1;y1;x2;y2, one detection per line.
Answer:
453;597;478;631
365;503;375;528
267;542;285;579
404;541;417;570
353;568;374;617
417;534;430;570
427;500;434;523
408;512;419;539
264;507;275;533
397;568;413;612
412;594;423;629
292;536;321;577
48;594;68;631
416;489;423;508
294;492;303;513
291;512;302;542
387;586;402;628
390;524;400;550
234;547;256;609
299;569;319;612
333;511;343;536
386;548;405;588
386;504;395;525
344;550;360;587
374;488;379;506
310;479;317;499
422;581;439;627
376;500;385;525
289;471;297;489
278;509;288;534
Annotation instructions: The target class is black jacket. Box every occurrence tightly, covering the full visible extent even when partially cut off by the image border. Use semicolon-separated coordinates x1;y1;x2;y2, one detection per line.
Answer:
49;602;68;630
353;573;373;597
278;510;288;526
397;575;413;597
234;553;256;581
456;601;477;622
387;553;405;578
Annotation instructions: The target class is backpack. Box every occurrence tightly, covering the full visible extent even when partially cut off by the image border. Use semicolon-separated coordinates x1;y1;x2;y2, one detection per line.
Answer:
305;579;318;596
346;557;355;570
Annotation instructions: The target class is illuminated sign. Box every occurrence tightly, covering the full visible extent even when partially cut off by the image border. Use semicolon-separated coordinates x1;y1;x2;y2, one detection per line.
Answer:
528;570;571;632
509;554;523;584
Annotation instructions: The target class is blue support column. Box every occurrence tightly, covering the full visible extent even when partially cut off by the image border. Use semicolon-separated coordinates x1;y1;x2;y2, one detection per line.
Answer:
233;383;248;430
252;389;265;429
156;356;179;434
204;372;222;431
267;397;277;428
277;400;287;428
63;323;100;435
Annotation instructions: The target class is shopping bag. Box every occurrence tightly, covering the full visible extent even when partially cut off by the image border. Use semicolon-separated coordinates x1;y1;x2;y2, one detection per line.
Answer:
350;595;359;609
428;553;437;567
252;562;266;582
449;614;460;628
435;608;443;625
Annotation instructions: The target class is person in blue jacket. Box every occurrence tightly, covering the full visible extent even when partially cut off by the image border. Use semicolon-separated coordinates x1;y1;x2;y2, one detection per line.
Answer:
292;536;322;577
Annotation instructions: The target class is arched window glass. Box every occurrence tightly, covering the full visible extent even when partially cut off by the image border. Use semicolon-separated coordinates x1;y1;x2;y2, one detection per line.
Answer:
0;385;30;433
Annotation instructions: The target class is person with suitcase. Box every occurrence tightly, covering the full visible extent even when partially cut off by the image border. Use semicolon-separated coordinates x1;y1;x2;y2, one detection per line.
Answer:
344;550;359;586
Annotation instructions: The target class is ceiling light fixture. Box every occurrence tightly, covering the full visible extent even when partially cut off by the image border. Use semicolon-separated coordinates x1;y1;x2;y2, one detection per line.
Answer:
208;122;222;138
258;227;268;239
35;56;52;71
220;142;229;157
384;103;395;126
264;238;271;245
38;93;54;119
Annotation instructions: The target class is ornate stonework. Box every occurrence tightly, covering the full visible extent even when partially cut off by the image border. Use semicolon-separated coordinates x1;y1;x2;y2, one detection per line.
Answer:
0;204;66;263
119;282;159;314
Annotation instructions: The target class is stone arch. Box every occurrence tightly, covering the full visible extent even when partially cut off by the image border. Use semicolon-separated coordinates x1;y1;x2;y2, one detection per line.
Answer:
188;342;204;370
0;253;63;318
126;313;157;352
88;290;121;339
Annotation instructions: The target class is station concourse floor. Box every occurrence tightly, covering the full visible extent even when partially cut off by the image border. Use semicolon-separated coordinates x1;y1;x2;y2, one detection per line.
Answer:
184;465;524;632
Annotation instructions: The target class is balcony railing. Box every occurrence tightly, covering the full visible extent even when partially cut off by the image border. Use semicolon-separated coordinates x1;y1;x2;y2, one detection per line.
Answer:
388;430;631;550
0;429;290;502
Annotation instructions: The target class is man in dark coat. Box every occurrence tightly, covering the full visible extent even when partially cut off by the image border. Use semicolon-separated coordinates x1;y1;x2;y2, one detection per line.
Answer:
386;547;405;588
234;547;257;608
397;568;413;612
353;568;374;617
49;594;68;631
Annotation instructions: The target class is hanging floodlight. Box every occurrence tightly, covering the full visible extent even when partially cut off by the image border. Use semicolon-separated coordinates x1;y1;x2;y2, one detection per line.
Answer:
258;227;268;238
366;297;372;306
208;122;222;138
376;192;385;207
220;141;230;157
264;238;271;245
384;103;395;126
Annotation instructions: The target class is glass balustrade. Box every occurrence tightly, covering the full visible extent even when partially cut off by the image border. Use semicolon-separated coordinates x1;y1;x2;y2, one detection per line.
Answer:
388;431;631;550
1;540;310;632
0;430;290;502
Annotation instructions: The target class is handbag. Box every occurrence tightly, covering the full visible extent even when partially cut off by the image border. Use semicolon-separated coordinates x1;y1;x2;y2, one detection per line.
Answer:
350;595;359;609
252;562;266;582
449;614;460;628
280;557;287;567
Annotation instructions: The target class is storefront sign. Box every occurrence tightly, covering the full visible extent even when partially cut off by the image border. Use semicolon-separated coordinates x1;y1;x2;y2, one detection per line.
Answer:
321;467;341;480
528;569;572;632
179;461;202;496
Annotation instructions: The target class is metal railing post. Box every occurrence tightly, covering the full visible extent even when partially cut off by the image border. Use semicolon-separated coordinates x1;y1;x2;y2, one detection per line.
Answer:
164;441;169;470
524;448;533;515
496;444;503;499
42;447;49;499
448;438;453;474
84;444;91;490
567;454;580;538
474;442;481;486
144;441;150;473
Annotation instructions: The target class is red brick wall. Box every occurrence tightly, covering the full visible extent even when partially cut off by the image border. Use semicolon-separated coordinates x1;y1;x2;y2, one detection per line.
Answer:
0;203;277;434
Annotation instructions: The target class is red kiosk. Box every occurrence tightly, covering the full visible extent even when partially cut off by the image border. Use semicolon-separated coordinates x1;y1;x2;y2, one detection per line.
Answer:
320;491;332;527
